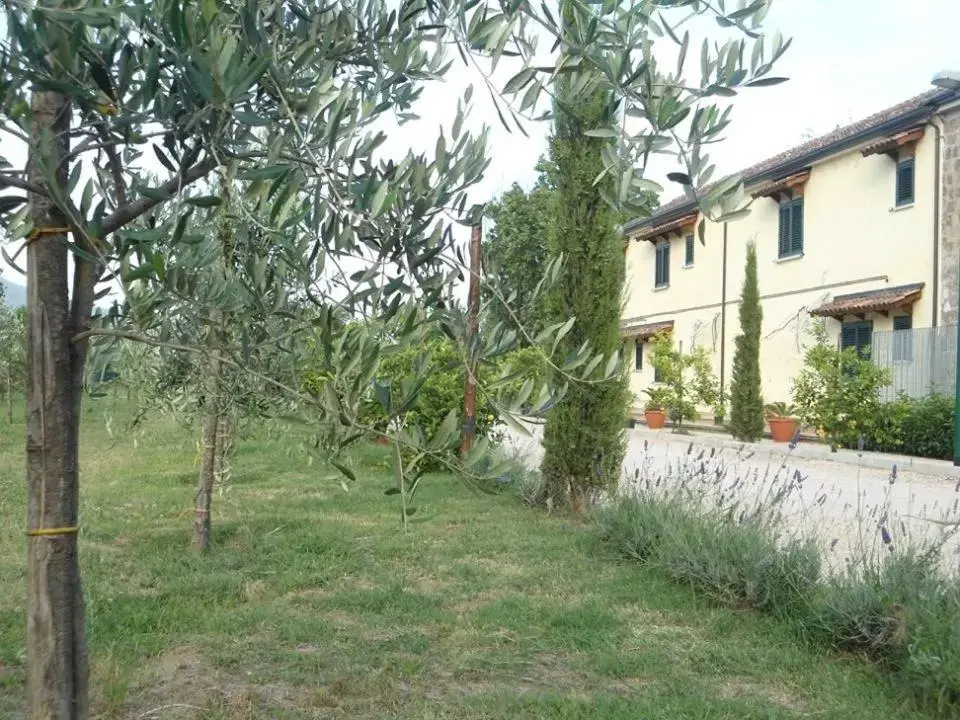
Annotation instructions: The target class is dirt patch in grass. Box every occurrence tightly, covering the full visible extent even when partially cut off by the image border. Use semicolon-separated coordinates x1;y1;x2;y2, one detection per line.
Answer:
284;586;332;601
325;511;380;527
129;645;310;720
474;558;529;579
607;675;657;692
718;677;807;712
407;573;450;596
446;651;648;700
447;589;504;615
338;575;378;591
619;605;702;638
309;672;411;717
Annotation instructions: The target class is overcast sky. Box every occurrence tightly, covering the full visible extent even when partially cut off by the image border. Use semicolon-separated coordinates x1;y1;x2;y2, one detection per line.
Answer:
2;0;959;290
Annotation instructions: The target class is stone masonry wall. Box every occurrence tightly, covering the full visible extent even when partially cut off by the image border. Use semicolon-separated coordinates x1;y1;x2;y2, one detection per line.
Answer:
940;107;960;327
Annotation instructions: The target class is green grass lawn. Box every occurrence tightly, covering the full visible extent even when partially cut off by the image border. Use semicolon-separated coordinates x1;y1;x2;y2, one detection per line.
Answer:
0;398;931;718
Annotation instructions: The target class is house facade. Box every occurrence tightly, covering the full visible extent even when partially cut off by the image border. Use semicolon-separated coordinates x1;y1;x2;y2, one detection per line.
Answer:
622;86;960;421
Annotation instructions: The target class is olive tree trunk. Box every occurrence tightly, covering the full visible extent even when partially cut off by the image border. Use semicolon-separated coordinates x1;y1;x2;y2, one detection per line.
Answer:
26;88;94;719
193;312;223;551
214;414;232;488
7;365;12;424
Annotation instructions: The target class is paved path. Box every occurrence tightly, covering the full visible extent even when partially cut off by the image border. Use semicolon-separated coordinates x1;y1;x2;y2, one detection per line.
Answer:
505;425;960;572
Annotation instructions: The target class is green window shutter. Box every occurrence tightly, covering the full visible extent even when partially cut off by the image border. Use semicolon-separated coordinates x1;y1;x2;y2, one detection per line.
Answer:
778;203;791;257
853;321;873;359
635;341;643;371
790;198;804;255
654;366;663;383
840;323;857;351
893;315;912;331
684;234;694;265
896;158;915;206
655;241;669;286
840;323;857;350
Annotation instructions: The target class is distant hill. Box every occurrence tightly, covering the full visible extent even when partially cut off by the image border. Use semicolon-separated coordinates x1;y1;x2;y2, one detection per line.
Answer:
1;278;25;307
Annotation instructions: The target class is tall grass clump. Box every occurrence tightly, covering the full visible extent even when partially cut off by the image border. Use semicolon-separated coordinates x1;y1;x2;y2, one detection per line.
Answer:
593;440;960;713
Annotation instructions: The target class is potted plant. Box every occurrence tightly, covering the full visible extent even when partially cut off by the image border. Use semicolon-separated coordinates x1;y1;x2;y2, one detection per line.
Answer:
765;401;798;443
643;388;669;430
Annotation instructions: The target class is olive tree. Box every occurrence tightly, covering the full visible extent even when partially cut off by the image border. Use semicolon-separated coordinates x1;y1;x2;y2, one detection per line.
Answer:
0;288;25;422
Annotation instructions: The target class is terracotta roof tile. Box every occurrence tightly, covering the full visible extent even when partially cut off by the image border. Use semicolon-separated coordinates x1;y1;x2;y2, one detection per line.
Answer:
860;126;926;157
809;283;924;318
634;212;698;243
621;319;674;338
750;170;810;199
627;89;949;233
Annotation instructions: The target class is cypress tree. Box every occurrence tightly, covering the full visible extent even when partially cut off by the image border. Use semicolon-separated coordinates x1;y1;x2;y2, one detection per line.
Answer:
729;241;764;441
539;51;628;509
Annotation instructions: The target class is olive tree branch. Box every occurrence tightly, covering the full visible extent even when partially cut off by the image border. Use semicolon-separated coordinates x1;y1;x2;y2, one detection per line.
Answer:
100;157;218;237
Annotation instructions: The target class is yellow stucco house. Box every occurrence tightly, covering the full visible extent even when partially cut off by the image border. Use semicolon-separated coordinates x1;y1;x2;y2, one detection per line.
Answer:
622;85;960;423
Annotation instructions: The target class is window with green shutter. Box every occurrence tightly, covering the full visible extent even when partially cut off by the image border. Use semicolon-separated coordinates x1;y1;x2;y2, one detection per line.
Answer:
684;234;694;266
635;341;643;371
841;320;873;359
778;197;803;258
655;240;670;287
896;158;915;207
893;315;913;362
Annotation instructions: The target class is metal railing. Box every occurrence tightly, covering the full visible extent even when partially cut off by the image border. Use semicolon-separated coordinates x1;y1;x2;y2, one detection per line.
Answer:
869;325;957;401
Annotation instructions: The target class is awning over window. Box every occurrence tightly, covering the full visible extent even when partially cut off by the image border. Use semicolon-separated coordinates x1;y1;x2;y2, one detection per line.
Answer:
809;283;924;319
751;170;810;201
632;212;698;244
860;126;925;158
621;319;674;339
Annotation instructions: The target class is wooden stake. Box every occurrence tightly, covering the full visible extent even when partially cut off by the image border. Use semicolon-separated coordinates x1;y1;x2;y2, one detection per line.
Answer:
461;223;482;458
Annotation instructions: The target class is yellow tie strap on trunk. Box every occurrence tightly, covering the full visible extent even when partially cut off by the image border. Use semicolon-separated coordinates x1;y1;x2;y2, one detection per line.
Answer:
26;526;79;537
28;226;71;240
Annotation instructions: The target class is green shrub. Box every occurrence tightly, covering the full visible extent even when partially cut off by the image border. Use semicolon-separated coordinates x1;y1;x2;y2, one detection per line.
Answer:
376;340;550;444
857;394;911;454
792;320;891;449
304;334;549;450
842;393;955;460
900;393;955;460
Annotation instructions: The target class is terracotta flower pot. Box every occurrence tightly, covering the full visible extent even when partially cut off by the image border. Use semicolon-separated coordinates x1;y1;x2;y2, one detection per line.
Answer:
768;417;797;443
645;409;667;430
